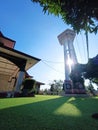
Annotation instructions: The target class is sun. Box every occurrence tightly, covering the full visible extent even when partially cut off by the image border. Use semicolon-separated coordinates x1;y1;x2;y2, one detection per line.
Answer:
67;57;73;66
67;57;73;72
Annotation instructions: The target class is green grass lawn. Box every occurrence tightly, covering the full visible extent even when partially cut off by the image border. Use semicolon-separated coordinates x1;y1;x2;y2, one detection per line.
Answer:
0;95;98;130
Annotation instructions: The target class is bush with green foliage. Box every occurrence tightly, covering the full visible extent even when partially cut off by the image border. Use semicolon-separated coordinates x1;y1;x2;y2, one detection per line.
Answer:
21;78;36;96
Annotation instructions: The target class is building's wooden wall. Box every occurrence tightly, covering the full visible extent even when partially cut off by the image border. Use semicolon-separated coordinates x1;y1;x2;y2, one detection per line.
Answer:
0;74;15;92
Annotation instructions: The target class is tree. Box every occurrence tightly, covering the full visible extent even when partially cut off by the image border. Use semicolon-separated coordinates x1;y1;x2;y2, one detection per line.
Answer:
49;80;63;94
86;80;96;96
92;78;98;85
70;55;98;87
32;0;98;33
21;78;36;96
84;55;98;79
70;64;85;89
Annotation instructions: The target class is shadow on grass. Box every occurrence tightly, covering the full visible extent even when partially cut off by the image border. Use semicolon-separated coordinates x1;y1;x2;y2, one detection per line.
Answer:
0;96;98;130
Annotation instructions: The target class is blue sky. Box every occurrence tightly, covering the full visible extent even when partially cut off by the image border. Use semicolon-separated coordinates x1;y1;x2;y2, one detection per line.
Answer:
0;0;98;89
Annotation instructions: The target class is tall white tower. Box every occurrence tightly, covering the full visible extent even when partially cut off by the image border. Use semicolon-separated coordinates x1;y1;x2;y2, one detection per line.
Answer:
58;29;86;95
58;29;77;79
58;29;77;93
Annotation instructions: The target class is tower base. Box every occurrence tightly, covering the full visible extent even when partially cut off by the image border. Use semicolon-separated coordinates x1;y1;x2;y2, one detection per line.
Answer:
65;88;86;94
63;80;86;94
65;93;89;97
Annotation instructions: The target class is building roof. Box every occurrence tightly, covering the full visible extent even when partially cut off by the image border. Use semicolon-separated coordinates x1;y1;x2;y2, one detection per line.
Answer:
36;81;45;85
0;45;41;78
0;31;16;43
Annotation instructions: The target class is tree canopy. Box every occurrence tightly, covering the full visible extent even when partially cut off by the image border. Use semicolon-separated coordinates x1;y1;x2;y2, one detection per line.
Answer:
49;80;63;92
84;55;98;79
70;55;98;84
32;0;98;33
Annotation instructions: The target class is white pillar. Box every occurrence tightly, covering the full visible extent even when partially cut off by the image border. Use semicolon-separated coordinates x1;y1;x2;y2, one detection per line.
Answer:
58;29;77;80
63;42;70;80
68;39;77;64
14;71;25;92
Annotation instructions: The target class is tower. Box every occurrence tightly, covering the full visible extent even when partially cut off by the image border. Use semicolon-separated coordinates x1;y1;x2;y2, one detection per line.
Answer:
58;29;86;94
58;29;77;93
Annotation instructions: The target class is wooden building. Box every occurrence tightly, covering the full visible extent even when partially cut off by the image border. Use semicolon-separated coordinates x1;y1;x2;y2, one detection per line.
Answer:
0;32;42;97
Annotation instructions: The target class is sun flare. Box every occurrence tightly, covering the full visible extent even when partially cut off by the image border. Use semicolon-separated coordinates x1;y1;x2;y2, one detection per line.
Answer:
67;57;73;66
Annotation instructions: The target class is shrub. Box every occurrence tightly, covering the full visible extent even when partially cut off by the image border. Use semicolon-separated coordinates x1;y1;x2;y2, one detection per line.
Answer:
21;78;36;97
